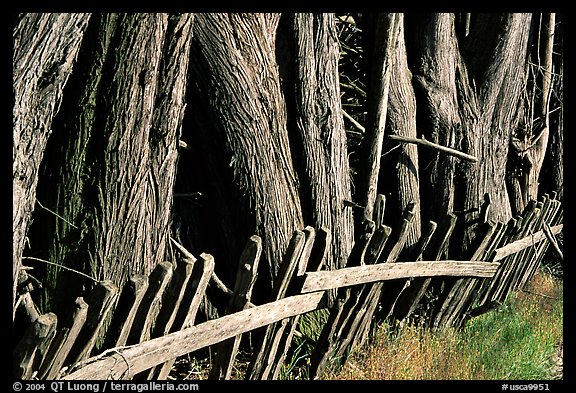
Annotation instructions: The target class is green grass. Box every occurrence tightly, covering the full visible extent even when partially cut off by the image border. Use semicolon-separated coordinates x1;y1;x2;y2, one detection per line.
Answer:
322;271;563;380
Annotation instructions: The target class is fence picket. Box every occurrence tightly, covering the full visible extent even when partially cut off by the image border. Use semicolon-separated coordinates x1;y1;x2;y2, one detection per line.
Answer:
38;298;88;380
67;280;117;365
244;230;305;380
13;312;58;379
209;235;262;380
153;253;215;380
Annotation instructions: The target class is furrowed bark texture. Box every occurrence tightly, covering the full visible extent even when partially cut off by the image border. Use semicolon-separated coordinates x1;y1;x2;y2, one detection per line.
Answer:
285;13;354;270
507;13;556;215
36;14;194;311
13;13;92;313
383;15;421;248
405;13;461;227
459;13;532;225
189;13;304;283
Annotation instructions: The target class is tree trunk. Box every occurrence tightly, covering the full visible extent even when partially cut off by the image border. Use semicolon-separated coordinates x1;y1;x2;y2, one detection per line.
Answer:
405;13;461;229
13;13;91;314
188;13;304;288
507;13;557;215
29;13;194;313
457;13;532;250
381;14;421;248
281;13;354;270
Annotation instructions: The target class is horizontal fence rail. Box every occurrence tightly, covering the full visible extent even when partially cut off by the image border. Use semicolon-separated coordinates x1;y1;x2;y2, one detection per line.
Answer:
301;261;500;293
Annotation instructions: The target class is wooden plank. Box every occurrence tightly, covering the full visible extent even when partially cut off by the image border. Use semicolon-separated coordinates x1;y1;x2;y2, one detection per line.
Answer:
334;284;381;359
154;253;215;380
387;220;437;321
38;298;88;380
382;204;415;262
510;199;552;286
483;201;542;306
62;292;324;380
432;221;497;329
492;224;562;261
127;261;173;345
492;205;543;302
518;208;563;289
309;292;354;380
140;258;195;380
301;260;499;293
270;228;330;380
209;235;261;380
362;225;392;265
13;313;58;379
346;219;375;268
307;227;331;273
373;194;386;229
363;204;416;322
424;212;457;261
245;230;305;380
67;280;118;365
103;275;148;348
448;222;508;328
476;218;520;306
153;259;195;339
297;226;316;276
542;220;562;260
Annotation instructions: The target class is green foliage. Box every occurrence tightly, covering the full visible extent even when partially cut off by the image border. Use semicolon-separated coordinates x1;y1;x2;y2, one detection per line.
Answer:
279;308;330;380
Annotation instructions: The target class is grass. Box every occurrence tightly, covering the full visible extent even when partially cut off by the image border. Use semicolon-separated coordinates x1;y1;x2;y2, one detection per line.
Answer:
323;270;563;380
166;270;562;381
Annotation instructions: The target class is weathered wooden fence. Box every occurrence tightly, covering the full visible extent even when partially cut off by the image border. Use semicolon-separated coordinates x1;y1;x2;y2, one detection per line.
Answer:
13;193;562;381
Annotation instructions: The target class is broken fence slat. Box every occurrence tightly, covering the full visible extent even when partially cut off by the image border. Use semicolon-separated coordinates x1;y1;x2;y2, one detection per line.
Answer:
301;260;500;293
153;253;215;380
245;229;305;380
13;312;58;379
68;280;118;365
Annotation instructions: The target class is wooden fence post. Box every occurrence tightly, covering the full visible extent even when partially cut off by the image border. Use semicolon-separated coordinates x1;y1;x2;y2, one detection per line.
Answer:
103;275;149;348
37;298;87;380
13;313;58;379
66;280;118;365
244;229;305;380
209;235;262;380
153;253;215;380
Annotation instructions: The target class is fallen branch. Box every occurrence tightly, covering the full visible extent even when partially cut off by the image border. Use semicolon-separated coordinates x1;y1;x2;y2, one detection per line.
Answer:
387;134;478;162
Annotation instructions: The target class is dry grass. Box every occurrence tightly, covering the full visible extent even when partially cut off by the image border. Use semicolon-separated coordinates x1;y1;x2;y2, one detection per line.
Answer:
324;271;563;380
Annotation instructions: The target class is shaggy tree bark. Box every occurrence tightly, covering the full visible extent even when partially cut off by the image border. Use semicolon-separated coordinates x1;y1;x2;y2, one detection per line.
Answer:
13;13;91;314
458;13;532;228
405;13;461;229
188;13;304;286
281;13;354;270
27;14;194;313
381;15;421;248
507;13;558;214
